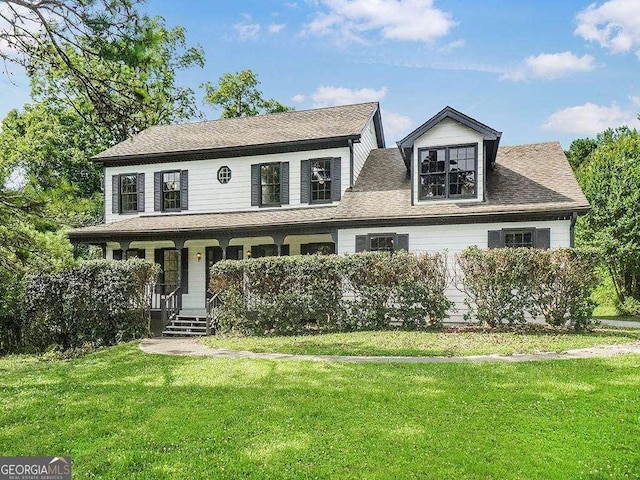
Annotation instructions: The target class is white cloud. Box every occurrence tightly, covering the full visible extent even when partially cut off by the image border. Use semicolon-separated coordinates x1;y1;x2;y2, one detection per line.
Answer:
631;95;640;107
381;109;414;141
543;102;640;135
268;23;285;33
233;22;261;40
575;0;640;57
438;39;465;53
310;85;388;107
307;0;455;44
291;94;306;103
502;51;596;81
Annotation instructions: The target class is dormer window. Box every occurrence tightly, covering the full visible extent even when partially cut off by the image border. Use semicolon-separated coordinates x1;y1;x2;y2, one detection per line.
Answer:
418;144;477;200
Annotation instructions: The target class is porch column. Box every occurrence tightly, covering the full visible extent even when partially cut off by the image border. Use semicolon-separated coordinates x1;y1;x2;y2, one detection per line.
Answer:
172;238;185;250
330;230;338;246
118;240;130;252
272;233;287;256
217;236;231;260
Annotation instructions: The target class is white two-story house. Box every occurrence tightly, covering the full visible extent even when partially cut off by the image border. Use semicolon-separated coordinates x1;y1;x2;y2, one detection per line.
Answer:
69;102;589;333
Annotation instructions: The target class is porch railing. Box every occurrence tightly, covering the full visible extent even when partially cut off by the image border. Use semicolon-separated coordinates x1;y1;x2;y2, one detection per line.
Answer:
205;291;222;335
147;283;182;327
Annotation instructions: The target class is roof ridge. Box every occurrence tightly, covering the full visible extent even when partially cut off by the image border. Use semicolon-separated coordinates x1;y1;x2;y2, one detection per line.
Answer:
499;141;561;148
143;102;380;130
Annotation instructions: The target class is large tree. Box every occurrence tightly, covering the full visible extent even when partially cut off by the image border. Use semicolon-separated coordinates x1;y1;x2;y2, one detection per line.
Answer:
1;0;205;140
203;70;292;118
575;127;640;312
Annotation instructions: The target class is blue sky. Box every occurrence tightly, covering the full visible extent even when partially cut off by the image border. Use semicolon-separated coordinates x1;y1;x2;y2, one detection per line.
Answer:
1;0;639;148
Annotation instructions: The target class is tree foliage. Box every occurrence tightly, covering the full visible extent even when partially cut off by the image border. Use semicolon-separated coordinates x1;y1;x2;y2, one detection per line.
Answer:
203;70;292;118
576;128;640;309
1;0;205;140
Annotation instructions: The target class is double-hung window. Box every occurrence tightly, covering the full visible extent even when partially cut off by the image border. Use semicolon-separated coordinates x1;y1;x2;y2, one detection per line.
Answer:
162;171;181;211
260;163;281;205
310;159;332;202
419;144;477;200
120;174;138;213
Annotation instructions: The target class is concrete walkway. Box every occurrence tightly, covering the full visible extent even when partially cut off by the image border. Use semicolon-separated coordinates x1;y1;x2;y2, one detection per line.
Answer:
139;337;640;364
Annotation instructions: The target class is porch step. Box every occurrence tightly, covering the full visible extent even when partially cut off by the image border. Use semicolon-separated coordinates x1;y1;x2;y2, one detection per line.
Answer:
162;315;210;337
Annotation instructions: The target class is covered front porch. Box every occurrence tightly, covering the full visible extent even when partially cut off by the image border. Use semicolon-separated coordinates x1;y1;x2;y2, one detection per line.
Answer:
106;231;337;335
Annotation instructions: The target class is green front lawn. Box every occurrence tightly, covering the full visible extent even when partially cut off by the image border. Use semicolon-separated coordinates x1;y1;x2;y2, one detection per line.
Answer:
202;327;640;357
1;343;640;479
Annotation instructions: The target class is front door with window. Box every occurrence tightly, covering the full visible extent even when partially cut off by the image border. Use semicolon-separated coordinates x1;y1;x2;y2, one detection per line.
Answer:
163;249;180;292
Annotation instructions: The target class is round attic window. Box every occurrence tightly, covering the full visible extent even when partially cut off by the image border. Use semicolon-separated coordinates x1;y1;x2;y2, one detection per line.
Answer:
217;166;232;184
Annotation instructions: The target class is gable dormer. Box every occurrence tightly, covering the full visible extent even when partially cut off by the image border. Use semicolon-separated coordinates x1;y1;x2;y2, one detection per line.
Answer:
397;107;501;204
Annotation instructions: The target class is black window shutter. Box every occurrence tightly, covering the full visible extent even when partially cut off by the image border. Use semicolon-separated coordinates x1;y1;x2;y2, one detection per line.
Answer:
181;248;189;294
112;175;120;214
180;170;188;210
355;235;367;252
137;173;145;212
331;157;341;201
137;249;146;259
281;162;289;205
112;249;123;261
534;228;551;249
154;172;162;211
488;230;502;249
251;164;260;206
300;159;310;204
396;234;409;251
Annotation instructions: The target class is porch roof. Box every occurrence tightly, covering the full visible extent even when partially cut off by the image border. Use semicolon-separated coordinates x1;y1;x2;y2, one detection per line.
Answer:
68;205;339;242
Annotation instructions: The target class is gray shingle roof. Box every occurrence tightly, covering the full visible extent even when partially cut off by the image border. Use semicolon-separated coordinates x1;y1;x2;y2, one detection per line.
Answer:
335;141;589;220
69;206;338;238
69;141;589;241
94;102;379;159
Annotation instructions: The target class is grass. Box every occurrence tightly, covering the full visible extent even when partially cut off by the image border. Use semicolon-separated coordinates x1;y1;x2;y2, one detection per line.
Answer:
1;343;640;479
201;327;640;357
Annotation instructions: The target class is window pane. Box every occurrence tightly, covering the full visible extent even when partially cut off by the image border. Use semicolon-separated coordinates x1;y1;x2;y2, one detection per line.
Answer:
120;174;138;212
260;164;281;204
163;249;180;287
505;230;534;248
162;171;181;210
420;173;446;198
311;159;332;201
370;235;395;252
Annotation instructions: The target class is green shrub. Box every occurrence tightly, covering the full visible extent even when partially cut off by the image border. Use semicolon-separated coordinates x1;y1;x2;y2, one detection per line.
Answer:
528;248;600;330
457;246;536;327
210;251;452;336
457;246;600;329
618;297;640;316
24;259;159;351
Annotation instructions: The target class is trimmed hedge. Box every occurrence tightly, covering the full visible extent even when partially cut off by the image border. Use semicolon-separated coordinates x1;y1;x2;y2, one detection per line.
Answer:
210;251;453;336
24;259;159;351
457;246;600;330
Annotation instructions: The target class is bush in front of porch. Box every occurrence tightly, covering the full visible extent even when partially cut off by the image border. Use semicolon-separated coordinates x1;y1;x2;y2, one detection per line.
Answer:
209;251;453;336
23;259;159;352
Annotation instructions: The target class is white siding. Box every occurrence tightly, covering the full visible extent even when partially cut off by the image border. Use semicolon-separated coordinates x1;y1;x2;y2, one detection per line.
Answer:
352;116;378;185
412;117;485;204
337;220;572;321
105;147;350;223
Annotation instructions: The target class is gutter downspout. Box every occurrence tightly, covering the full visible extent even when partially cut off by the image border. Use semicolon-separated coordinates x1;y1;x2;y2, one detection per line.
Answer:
348;139;354;188
570;211;578;247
